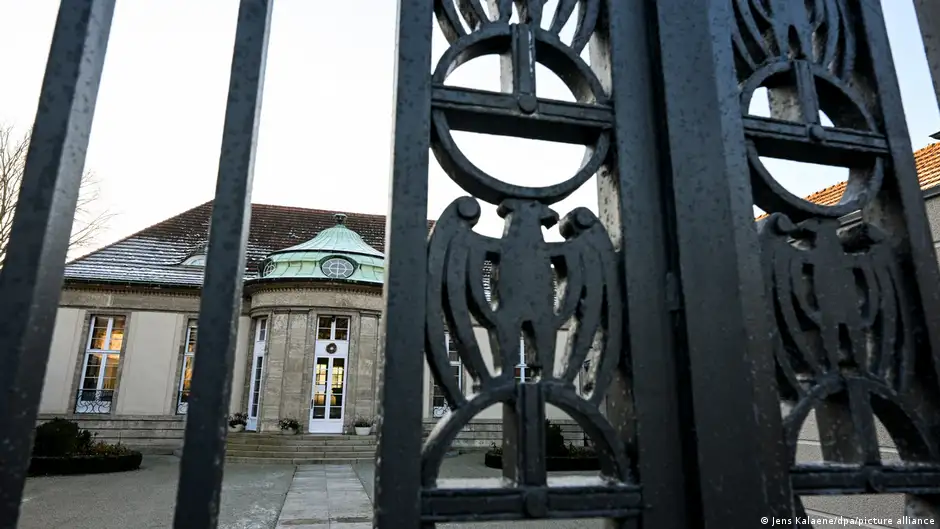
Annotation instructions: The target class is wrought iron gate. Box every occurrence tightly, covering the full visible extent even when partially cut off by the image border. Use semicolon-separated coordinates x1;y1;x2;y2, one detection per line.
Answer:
1;0;939;528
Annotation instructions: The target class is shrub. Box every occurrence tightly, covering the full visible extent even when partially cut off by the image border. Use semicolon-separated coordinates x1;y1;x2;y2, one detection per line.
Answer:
83;441;133;456
228;412;248;427
32;418;80;457
75;428;94;454
278;418;299;431
567;444;597;459
484;422;582;459
353;416;372;428
545;420;568;457
29;419;143;476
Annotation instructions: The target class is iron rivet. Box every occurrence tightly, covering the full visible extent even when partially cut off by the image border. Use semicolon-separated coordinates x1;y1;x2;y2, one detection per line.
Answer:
808;124;825;142
518;94;538;114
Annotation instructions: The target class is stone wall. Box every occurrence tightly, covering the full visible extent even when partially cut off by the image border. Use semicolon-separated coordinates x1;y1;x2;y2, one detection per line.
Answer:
247;283;384;433
36;413;186;454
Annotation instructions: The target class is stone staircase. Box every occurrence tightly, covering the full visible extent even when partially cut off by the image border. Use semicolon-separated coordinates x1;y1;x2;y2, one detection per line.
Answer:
225;433;376;465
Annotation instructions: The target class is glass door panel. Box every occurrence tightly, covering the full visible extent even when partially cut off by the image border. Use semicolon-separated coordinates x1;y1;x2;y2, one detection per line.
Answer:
312;358;329;420
329;359;345;419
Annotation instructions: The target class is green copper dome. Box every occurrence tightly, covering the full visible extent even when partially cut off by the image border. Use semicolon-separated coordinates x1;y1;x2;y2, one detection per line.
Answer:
258;213;384;284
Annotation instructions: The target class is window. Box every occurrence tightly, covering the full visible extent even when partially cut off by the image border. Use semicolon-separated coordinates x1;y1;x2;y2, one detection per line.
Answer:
75;315;126;414
257;317;267;342
262;260;275;277
321;257;355;279
176;319;198;414
183;255;206;266
431;333;462;418
317;315;349;341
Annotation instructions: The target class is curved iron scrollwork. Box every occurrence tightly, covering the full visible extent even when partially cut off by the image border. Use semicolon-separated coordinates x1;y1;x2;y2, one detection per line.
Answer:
74;389;114;414
735;0;884;222
177;389;190;415
740;0;940;524
421;0;638;523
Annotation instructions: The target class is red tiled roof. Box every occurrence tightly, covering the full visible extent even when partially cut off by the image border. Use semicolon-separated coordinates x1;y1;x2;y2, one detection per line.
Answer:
64;201;434;286
756;142;940;219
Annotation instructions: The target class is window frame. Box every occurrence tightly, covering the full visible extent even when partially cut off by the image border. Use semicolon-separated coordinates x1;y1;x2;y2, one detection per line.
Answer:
176;319;198;414
320;256;355;279
316;315;350;342
75;314;127;414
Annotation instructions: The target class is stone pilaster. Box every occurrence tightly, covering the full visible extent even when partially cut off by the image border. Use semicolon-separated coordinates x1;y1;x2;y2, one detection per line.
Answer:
354;314;380;420
300;311;317;434
259;312;289;432
281;312;309;423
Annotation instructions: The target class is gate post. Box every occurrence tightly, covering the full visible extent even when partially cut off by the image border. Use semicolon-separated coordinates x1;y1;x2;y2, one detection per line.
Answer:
652;0;790;526
374;0;434;527
592;1;694;527
656;0;940;524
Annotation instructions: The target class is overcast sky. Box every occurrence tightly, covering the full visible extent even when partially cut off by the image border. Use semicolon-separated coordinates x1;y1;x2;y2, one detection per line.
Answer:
0;1;935;254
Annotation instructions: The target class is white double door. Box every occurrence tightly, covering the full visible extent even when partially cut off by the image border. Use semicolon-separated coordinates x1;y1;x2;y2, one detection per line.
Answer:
309;315;350;434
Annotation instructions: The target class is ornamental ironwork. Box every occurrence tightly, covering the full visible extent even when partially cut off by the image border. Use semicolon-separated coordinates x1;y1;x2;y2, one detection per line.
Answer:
0;1;937;528
74;389;114;415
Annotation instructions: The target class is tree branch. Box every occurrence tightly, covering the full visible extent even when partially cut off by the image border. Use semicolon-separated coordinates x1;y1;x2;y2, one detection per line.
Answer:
0;124;113;265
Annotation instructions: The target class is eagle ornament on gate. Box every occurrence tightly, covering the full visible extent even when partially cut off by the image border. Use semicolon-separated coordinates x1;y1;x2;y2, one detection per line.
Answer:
422;196;630;485
419;0;632;503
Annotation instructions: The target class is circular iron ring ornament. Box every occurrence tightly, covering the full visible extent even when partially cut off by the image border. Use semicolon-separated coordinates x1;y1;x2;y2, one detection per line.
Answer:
741;59;884;220
326;343;337;354
431;24;610;206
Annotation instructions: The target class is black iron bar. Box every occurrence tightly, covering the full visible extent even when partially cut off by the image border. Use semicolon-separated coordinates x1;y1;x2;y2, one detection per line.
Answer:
374;0;434;527
172;1;272;527
0;2;114;526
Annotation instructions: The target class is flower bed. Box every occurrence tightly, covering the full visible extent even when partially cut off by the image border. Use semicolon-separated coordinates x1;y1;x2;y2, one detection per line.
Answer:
28;418;143;477
483;449;600;472
482;420;600;471
29;452;143;476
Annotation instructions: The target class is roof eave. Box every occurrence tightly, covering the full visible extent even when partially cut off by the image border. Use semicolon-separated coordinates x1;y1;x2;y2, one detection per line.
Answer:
63;277;204;292
243;275;383;293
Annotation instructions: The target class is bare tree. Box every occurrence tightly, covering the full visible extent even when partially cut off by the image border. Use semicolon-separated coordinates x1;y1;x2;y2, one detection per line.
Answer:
0;125;114;264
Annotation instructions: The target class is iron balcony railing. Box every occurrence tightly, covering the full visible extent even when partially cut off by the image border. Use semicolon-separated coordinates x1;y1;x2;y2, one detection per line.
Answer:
73;389;114;415
176;389;190;415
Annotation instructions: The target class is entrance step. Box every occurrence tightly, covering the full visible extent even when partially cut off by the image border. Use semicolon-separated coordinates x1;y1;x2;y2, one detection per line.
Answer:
225;432;376;464
227;434;375;446
228;456;374;465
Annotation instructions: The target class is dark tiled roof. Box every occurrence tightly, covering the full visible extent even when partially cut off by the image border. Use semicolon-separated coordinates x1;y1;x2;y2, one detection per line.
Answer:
755;142;940;220
64;201;434;287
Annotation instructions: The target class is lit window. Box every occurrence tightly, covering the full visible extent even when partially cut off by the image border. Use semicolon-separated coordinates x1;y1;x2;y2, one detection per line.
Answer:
431;333;462;418
321;257;355;279
76;315;126;414
176;320;198;414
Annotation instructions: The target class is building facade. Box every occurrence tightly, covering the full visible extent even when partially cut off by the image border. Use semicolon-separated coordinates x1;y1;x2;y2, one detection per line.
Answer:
38;205;584;449
37;143;940;455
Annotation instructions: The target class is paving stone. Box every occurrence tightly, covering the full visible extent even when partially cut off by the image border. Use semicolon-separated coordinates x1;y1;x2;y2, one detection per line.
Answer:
275;464;372;529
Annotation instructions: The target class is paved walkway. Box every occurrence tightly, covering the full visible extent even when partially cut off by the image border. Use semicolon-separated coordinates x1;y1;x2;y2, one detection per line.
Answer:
275;465;372;529
18;455;293;529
